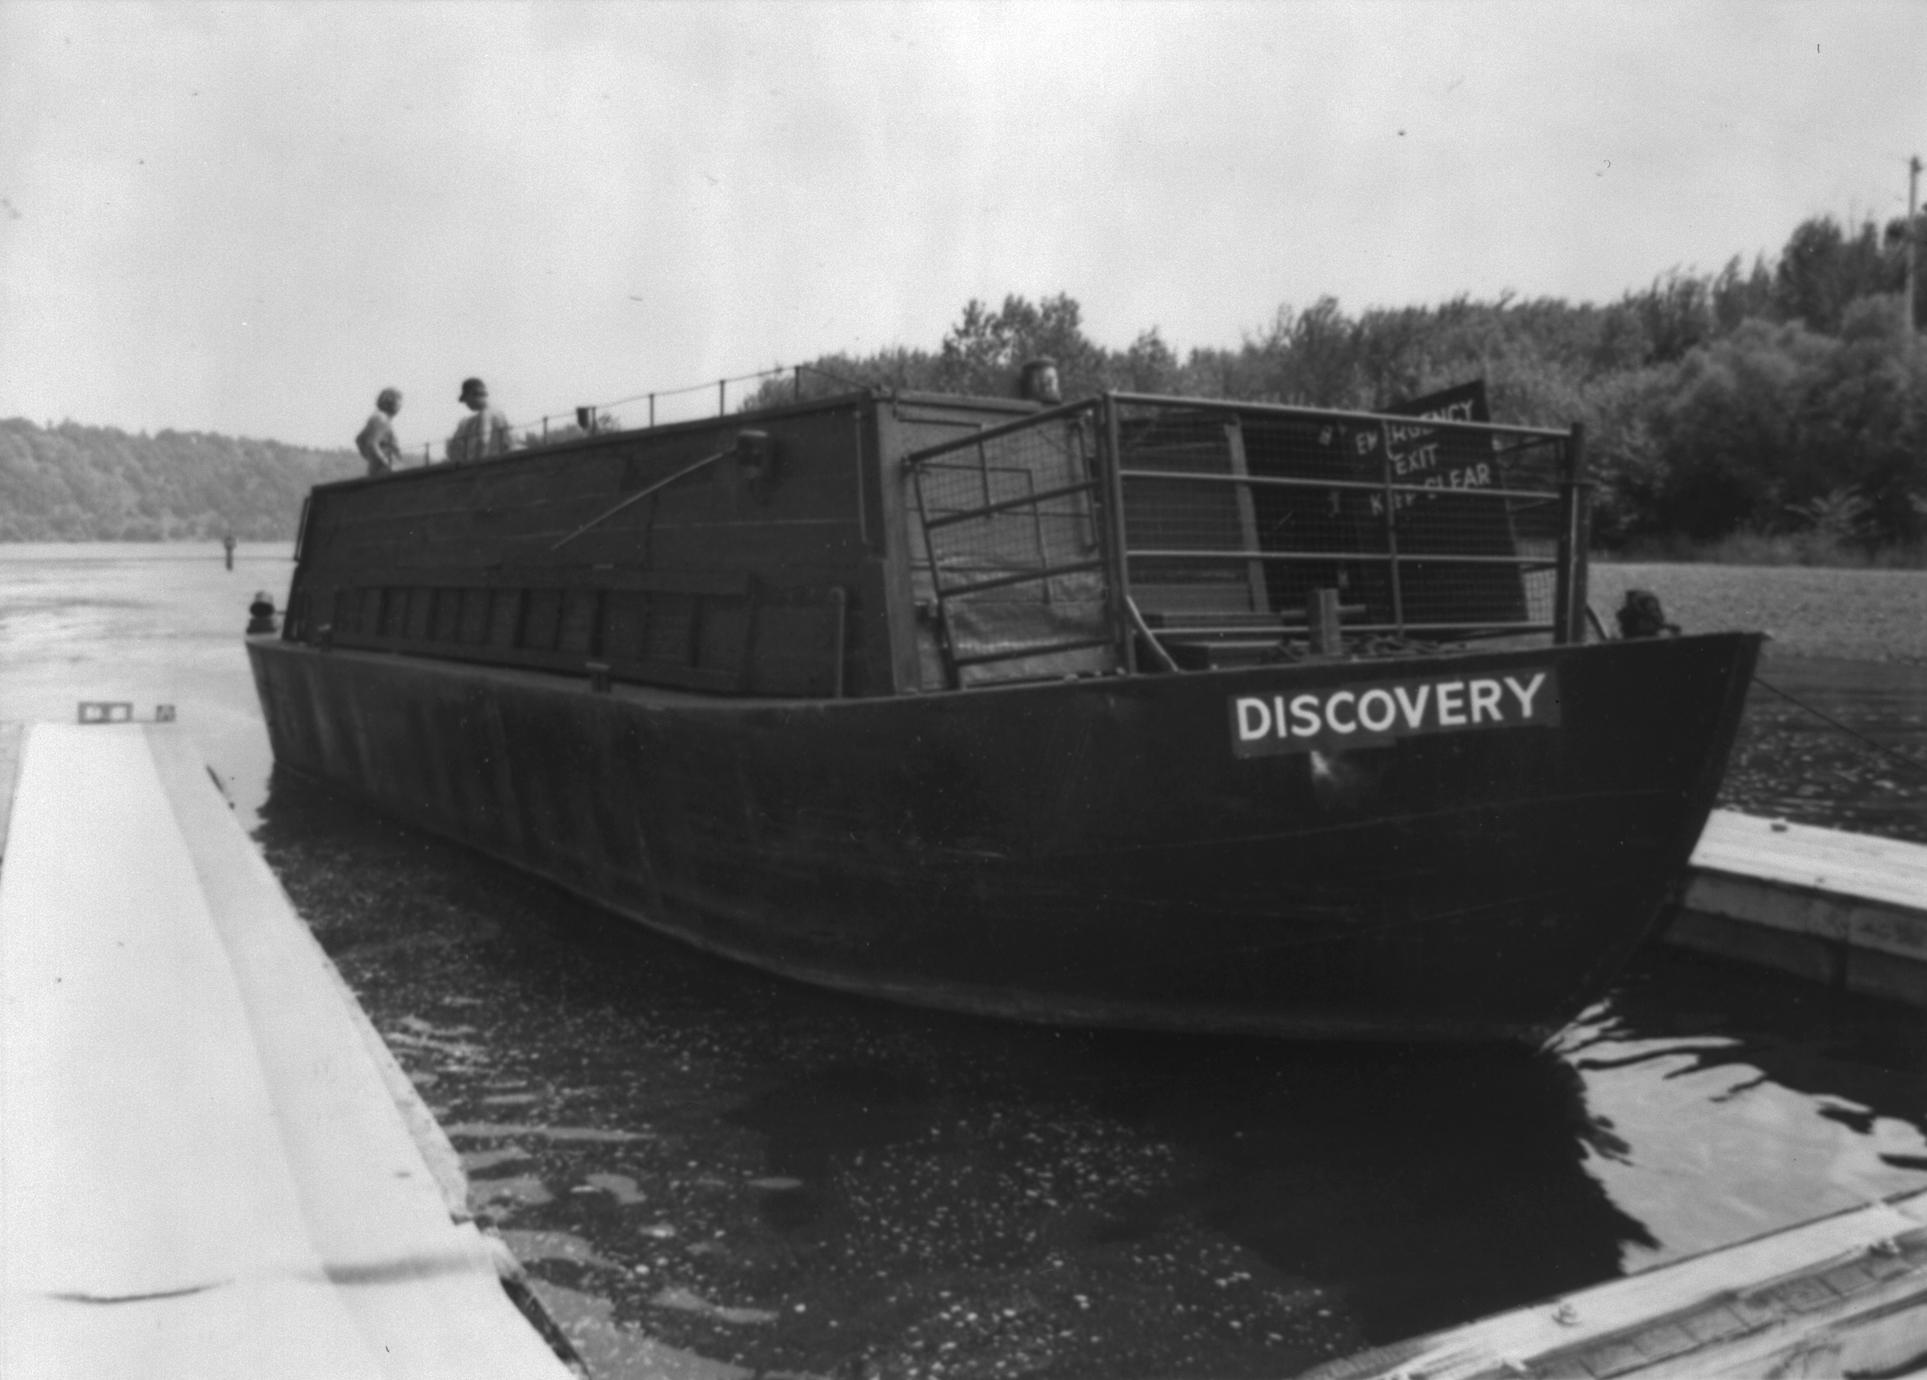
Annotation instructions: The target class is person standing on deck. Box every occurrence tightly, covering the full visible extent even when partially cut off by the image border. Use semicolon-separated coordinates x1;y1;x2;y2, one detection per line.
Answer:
355;387;404;475
448;377;512;463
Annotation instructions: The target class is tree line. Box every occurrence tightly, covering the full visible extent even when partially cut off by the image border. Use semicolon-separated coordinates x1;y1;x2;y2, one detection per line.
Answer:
4;210;1921;551
0;420;358;541
747;211;1927;554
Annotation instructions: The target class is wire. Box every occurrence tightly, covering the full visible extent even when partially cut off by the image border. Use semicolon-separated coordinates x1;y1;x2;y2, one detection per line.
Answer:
512;365;798;434
1751;673;1927;780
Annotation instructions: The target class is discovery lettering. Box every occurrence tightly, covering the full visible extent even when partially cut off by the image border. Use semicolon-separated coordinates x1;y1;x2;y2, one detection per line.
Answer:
1229;669;1559;757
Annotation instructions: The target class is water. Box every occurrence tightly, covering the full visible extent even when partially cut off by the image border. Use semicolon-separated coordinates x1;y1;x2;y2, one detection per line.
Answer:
0;542;285;823
4;543;1925;1378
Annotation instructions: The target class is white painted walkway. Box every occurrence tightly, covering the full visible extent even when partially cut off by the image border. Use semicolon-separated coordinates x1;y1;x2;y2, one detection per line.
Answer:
0;724;574;1380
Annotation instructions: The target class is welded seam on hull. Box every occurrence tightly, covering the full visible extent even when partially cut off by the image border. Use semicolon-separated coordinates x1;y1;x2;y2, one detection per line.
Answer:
1048;786;1686;859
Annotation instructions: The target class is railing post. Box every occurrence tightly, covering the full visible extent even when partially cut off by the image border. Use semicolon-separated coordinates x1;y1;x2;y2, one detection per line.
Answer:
906;458;961;690
1098;394;1138;674
718;379;727;416
827;585;848;697
1554;423;1591;644
1308;588;1343;655
1377;421;1405;636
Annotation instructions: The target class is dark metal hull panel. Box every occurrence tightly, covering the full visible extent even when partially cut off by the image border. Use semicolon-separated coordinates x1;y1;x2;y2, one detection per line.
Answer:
247;633;1759;1043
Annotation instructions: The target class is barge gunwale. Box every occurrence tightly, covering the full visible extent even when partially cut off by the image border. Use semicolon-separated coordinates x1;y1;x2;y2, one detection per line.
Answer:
248;628;1762;1045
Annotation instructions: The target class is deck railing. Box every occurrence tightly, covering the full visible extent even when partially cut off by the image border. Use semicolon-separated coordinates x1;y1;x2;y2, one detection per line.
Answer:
903;401;1122;688
904;394;1589;687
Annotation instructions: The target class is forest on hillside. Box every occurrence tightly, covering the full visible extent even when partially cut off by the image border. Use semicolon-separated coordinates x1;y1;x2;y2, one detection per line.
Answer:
4;211;1923;553
0;420;360;541
748;212;1927;558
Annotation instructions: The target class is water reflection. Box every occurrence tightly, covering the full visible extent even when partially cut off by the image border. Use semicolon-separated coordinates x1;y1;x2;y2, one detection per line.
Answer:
253;765;1699;1374
1556;949;1927;1273
1079;1036;1655;1340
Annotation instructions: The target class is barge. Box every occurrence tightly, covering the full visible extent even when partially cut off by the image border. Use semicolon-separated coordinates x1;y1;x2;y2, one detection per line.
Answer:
249;386;1760;1041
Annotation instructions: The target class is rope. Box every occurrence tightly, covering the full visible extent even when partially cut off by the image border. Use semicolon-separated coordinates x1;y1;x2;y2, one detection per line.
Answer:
545;447;732;553
1123;596;1180;672
517;365;797;434
1751;672;1927;780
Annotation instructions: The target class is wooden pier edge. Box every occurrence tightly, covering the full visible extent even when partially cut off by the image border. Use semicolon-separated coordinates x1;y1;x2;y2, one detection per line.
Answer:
1305;1187;1927;1380
1675;810;1927;1007
0;721;22;864
0;723;579;1379
146;729;477;1228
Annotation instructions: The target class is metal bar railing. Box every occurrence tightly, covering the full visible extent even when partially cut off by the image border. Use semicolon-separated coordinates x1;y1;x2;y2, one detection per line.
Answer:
1099;395;1138;673
934;559;1107;600
1377;420;1406;635
950;635;1118;669
1103;390;1573;443
900;400;1102;469
908;456;959;688
1553;423;1592;645
1150;619;1557;640
1115;467;1562;504
1124;549;1557;568
903;393;1581;685
919;478;1102;529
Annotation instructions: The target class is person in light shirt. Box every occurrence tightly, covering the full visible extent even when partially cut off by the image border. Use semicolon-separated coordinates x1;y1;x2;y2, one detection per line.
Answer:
354;387;404;475
448;377;512;464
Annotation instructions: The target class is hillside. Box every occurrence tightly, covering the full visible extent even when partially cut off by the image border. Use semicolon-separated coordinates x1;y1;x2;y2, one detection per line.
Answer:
745;212;1927;557
5;213;1922;553
0;419;360;541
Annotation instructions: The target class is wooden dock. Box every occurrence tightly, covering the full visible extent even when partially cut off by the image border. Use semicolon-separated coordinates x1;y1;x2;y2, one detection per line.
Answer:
0;723;576;1379
1305;1188;1927;1380
1677;809;1927;1006
4;715;1920;1379
1303;811;1927;1379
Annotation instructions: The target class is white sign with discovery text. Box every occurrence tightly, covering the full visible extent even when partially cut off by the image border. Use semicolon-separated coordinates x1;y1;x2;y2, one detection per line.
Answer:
1229;669;1560;757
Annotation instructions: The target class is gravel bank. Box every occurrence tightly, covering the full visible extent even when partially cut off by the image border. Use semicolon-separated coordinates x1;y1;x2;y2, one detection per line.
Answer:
1589;563;1927;664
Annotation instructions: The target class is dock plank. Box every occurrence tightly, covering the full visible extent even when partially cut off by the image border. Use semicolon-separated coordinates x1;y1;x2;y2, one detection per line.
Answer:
1306;1189;1927;1380
0;724;573;1379
0;721;19;860
1;726;376;1376
1682;811;1927;994
1692;810;1927;912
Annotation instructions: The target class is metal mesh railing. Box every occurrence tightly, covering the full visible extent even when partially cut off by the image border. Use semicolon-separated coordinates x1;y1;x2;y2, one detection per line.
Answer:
904;404;1119;687
904;394;1583;687
1110;397;1574;645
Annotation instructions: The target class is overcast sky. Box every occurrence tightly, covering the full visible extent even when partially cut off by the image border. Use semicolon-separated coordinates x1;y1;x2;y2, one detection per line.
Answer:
2;0;1922;450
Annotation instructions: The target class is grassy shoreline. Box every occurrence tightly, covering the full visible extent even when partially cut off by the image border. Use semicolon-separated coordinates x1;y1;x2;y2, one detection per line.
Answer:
1588;562;1927;664
1605;532;1927;570
2;539;1920;663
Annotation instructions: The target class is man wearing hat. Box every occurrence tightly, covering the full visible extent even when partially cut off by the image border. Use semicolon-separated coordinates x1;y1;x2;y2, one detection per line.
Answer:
448;377;512;464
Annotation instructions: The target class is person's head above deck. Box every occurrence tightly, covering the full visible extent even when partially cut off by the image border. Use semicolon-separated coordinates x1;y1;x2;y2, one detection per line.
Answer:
459;377;489;411
1018;357;1061;405
376;387;401;416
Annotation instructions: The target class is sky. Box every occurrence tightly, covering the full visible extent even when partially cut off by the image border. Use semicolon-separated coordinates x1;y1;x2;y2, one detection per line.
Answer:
1;0;1923;451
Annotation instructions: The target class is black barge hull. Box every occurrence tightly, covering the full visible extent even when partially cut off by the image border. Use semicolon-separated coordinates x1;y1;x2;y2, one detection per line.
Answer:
248;631;1759;1043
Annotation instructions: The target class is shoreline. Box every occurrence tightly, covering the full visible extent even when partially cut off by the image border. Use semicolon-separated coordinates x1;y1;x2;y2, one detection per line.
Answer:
1588;563;1927;665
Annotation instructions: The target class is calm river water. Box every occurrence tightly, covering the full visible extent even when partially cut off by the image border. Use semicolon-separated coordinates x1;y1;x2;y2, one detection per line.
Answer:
4;543;1925;1379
